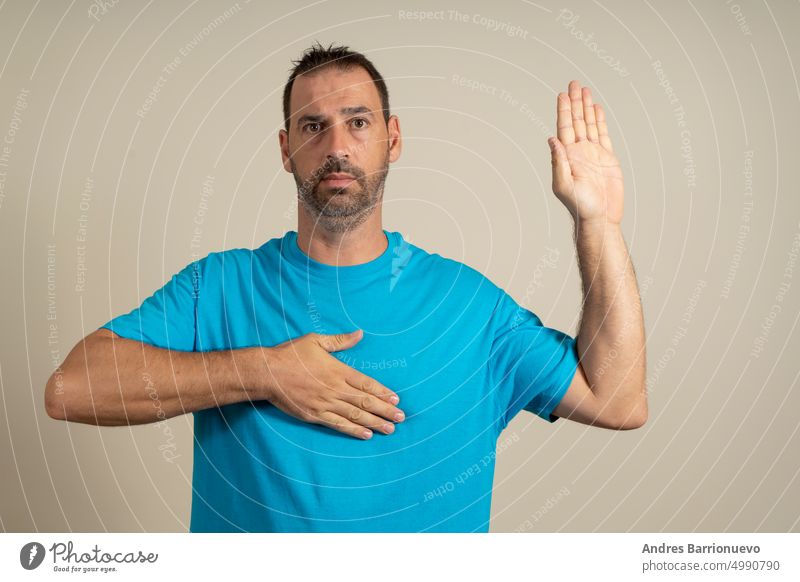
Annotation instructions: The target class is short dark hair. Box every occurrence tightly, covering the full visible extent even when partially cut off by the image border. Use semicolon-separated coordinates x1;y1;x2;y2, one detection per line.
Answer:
282;41;390;133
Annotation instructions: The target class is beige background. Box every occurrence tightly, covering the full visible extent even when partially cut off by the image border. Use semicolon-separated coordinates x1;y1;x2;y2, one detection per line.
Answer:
1;0;798;532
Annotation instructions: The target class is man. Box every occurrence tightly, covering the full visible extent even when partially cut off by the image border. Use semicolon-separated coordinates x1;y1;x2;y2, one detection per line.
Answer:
45;42;647;532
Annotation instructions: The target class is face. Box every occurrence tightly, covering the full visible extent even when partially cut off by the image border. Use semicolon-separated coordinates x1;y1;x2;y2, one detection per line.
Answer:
279;65;402;233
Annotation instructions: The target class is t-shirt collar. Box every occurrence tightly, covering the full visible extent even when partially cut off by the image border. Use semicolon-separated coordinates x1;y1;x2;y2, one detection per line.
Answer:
280;229;399;280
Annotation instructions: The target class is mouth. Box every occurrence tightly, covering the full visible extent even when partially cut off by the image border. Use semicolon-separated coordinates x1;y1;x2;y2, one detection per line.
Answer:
321;173;356;188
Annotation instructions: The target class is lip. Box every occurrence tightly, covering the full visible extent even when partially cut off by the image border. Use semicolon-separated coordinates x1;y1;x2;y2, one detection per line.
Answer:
321;173;355;187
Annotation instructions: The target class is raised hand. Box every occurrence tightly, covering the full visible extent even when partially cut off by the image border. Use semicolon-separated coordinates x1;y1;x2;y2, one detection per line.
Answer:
548;80;624;226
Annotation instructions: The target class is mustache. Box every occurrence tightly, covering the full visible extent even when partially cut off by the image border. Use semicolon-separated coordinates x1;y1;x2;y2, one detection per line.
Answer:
314;159;361;182
293;157;366;198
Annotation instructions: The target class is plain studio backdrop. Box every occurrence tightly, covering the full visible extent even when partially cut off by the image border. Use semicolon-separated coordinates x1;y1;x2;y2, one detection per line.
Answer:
0;0;798;533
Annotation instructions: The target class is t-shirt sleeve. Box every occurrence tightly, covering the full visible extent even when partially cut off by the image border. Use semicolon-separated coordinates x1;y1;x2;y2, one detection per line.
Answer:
489;288;580;428
98;259;200;352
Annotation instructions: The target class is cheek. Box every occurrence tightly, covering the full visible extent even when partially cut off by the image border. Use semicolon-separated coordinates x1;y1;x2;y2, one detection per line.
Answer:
359;142;388;171
294;156;324;179
291;138;323;164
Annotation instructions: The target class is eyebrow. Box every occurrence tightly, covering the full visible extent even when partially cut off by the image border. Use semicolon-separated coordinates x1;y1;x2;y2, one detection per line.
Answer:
296;105;375;127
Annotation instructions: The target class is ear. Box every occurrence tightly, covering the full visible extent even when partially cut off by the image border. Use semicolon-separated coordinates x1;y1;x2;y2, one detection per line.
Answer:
387;115;402;163
279;129;291;173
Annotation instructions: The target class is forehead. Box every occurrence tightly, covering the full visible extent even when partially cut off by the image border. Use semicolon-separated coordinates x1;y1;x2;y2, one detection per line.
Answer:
290;66;381;121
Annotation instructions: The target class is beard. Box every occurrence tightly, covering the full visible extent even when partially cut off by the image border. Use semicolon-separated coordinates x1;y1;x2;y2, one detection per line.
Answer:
292;149;389;233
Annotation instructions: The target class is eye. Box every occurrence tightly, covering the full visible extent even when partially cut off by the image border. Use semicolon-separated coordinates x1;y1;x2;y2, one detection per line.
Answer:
304;122;322;133
351;117;369;129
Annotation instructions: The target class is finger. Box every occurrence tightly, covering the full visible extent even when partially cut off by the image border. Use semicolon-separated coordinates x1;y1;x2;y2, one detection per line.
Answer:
340;380;405;423
316;411;375;440
316;329;363;352
330;400;397;435
568;80;587;142
556;92;574;145
344;372;400;405
595;103;614;153
582;86;599;143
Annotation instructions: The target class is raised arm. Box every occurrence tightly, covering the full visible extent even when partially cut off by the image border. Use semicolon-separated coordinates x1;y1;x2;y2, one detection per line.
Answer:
546;80;648;430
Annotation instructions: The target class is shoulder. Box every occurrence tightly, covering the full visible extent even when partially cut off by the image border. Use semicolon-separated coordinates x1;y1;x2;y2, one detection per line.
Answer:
183;237;280;292
179;248;249;278
201;247;258;269
195;233;285;273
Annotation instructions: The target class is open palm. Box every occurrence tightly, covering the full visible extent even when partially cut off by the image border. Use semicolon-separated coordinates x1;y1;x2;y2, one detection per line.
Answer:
548;80;624;225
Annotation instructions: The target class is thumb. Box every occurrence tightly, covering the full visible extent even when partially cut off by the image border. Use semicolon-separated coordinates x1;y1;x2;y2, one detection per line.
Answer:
548;137;572;194
317;329;364;352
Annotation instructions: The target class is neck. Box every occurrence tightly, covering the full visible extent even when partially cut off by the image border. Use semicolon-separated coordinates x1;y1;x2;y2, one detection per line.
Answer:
296;208;387;266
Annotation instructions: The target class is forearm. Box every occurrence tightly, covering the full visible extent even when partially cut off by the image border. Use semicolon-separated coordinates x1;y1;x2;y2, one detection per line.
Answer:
46;333;265;426
574;219;647;421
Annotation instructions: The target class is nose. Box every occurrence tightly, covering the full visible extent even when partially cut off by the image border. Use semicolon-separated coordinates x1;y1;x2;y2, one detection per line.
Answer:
322;119;351;160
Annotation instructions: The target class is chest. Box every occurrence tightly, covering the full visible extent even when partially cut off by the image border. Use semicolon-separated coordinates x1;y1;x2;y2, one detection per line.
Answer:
197;275;501;451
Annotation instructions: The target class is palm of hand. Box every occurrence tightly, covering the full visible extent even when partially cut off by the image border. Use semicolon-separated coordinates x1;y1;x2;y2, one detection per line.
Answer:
549;80;625;225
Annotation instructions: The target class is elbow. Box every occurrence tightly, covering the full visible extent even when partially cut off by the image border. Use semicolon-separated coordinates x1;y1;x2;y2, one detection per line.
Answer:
45;364;128;427
45;331;123;425
45;367;91;423
44;369;68;421
614;398;648;430
617;411;647;430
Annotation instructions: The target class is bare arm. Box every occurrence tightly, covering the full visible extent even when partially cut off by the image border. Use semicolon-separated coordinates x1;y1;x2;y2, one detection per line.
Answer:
45;328;265;426
547;79;647;429
572;220;647;427
45;328;405;439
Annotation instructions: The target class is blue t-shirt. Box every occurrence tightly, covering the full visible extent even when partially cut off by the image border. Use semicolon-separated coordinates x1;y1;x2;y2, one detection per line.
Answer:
100;229;579;532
